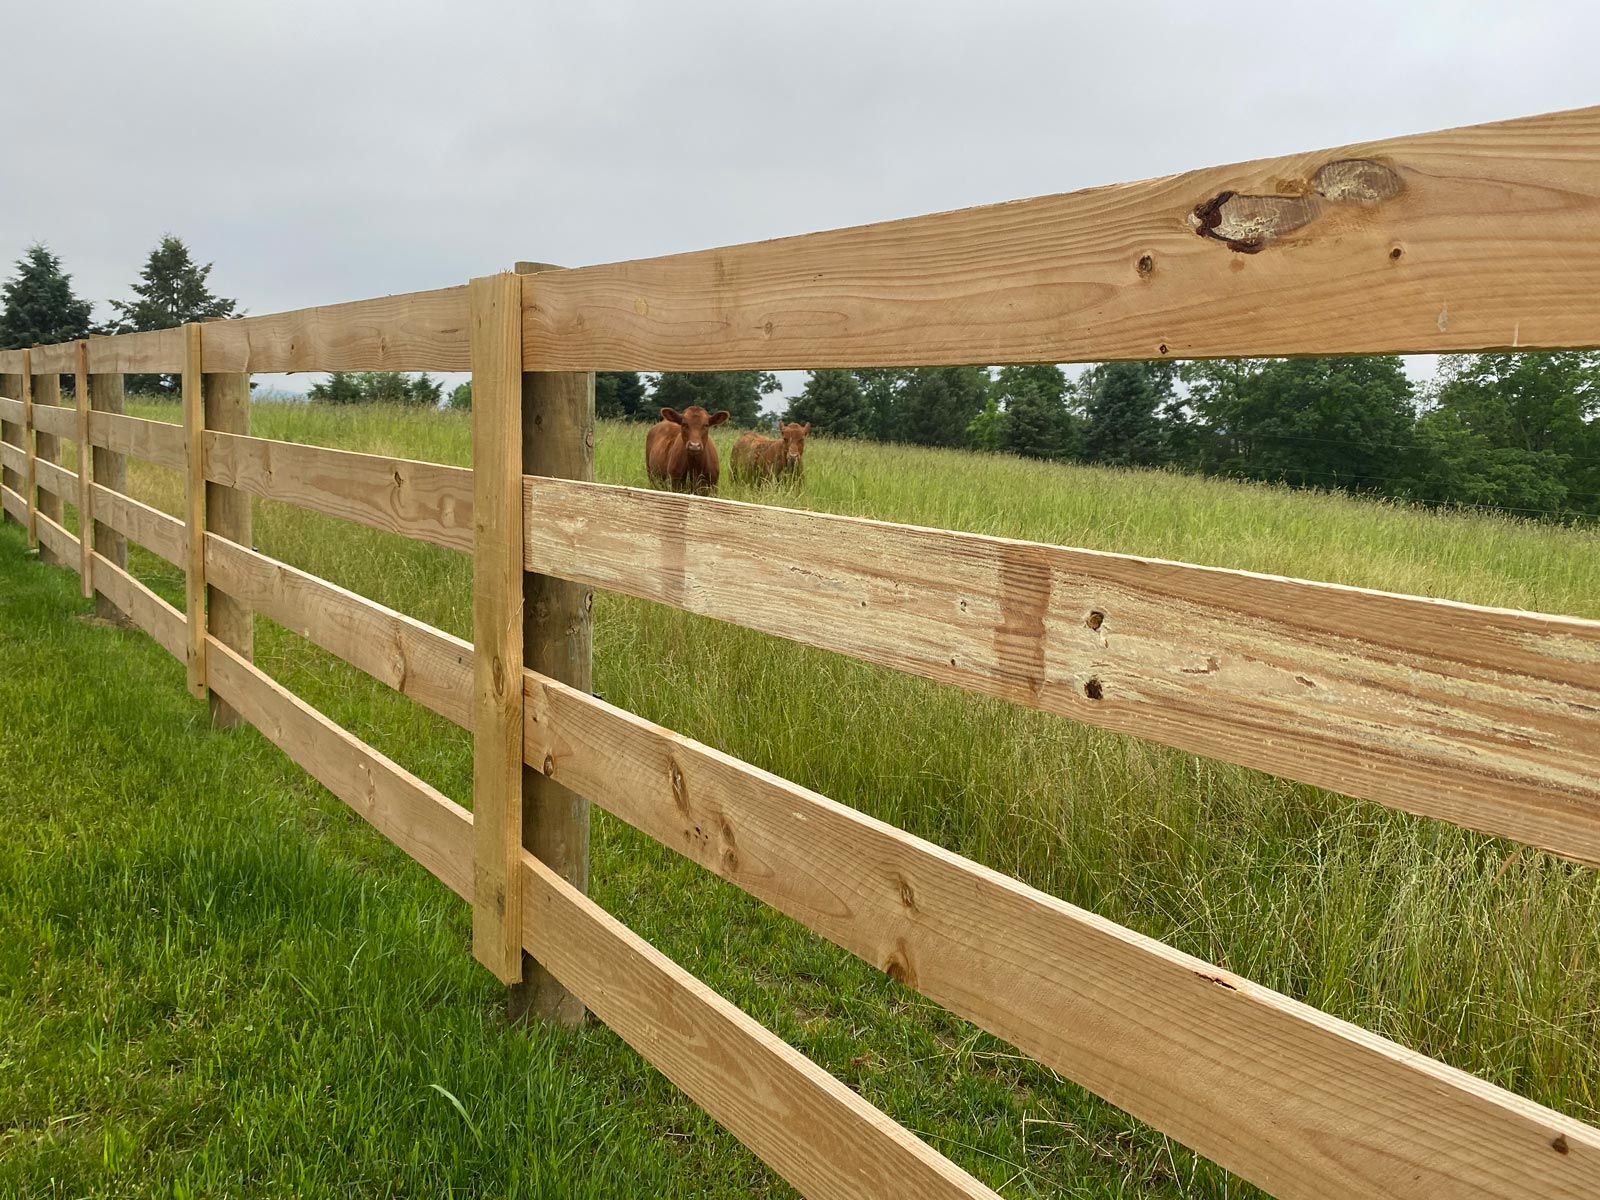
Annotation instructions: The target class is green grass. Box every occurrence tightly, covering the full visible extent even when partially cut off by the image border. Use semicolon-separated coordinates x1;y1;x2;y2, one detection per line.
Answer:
2;400;1597;1197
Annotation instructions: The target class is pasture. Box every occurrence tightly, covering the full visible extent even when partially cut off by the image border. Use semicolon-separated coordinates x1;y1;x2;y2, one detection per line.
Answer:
2;400;1597;1197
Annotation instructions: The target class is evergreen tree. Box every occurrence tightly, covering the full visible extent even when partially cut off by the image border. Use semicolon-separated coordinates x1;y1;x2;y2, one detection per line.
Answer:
407;373;443;406
852;368;904;441
652;371;778;426
786;369;870;438
895;366;991;448
994;364;1074;459
0;243;94;351
595;371;648;420
109;235;238;393
966;396;1004;451
447;381;472;410
1081;361;1169;466
308;372;365;404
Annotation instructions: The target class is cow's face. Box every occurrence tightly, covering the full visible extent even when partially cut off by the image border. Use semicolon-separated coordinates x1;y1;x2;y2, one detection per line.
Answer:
780;421;809;462
662;406;729;453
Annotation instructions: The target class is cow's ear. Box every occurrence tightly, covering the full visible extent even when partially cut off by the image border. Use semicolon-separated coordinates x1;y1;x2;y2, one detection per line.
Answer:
661;407;682;424
708;410;731;426
801;422;810;434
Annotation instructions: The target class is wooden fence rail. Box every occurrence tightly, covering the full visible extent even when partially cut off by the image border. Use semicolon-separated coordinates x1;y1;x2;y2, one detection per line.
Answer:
2;102;1599;1199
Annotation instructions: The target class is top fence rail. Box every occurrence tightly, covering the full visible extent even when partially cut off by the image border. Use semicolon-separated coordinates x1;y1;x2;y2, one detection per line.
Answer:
3;104;1600;380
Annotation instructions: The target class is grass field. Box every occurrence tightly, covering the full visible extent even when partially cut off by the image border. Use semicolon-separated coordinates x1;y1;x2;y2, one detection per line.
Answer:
2;400;1598;1198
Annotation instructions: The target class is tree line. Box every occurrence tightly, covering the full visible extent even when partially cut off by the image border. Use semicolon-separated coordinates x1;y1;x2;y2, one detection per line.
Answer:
6;242;1595;519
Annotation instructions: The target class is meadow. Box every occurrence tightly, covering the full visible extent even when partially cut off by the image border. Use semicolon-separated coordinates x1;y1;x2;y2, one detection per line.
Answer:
2;400;1597;1198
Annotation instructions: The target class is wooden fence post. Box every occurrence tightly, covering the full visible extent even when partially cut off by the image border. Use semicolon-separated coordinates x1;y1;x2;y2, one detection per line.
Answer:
203;368;253;726
182;323;206;699
22;352;37;552
0;367;21;526
32;360;64;565
74;342;93;598
89;367;128;624
511;261;594;1026
469;272;527;984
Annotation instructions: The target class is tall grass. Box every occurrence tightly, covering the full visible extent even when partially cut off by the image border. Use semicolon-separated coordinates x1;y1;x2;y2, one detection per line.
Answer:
3;398;1596;1197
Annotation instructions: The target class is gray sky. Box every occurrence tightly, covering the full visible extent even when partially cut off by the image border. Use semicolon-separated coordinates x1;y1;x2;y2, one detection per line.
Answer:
3;0;1596;399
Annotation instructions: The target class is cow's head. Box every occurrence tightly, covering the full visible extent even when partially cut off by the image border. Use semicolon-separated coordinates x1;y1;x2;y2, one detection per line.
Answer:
780;421;809;463
662;405;729;454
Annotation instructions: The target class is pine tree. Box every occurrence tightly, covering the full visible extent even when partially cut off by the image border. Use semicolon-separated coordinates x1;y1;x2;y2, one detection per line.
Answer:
0;243;94;351
308;372;365;404
786;369;870;438
595;371;648;420
895;366;991;448
994;364;1073;459
1081;362;1168;467
109;235;238;393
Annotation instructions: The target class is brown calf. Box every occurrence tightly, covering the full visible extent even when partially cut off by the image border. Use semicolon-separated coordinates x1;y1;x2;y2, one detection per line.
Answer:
645;405;730;494
730;422;809;485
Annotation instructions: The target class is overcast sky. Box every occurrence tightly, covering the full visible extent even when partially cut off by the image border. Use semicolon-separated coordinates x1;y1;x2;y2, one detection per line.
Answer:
3;0;1597;399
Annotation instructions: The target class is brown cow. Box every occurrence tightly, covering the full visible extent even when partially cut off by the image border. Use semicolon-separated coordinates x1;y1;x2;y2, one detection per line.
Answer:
730;422;809;485
645;405;730;494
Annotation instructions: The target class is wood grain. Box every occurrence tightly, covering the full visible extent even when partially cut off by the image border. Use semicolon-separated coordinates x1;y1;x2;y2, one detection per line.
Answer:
75;344;92;598
203;533;471;726
0;484;23;525
29;401;75;439
469;273;527;983
183;325;206;699
523;669;1600;1198
203;431;473;551
91;552;187;660
83;327;183;375
0;395;21;423
34;456;76;500
28;342;77;373
34;512;79;576
203;372;252;727
0;439;22;475
523;105;1600;370
512;263;596;1026
199;287;470;373
88;372;129;623
87;410;186;472
91;484;184;567
524;479;1600;863
0;351;24;375
205;638;475;900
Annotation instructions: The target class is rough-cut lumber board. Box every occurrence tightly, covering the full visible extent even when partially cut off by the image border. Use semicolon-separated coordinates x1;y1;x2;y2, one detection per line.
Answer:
204;431;473;552
88;372;128;623
199;287;470;373
0;395;22;422
0;440;21;474
525;479;1600;864
521;669;1600;1199
520;855;1001;1200
91;553;186;659
34;456;76;500
0;483;25;524
83;327;183;375
183;325;206;699
511;262;596;1025
203;371;252;727
1;375;22;527
87;410;186;472
469;273;527;983
29;401;75;439
34;512;79;575
92;484;184;567
76;344;92;598
0;350;24;375
29;341;77;373
524;105;1600;370
30;371;66;563
203;533;471;726
205;637;475;899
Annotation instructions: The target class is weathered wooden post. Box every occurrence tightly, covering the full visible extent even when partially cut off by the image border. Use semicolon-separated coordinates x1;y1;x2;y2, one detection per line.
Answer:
31;359;64;565
88;361;128;623
202;364;253;726
182;323;207;699
22;351;37;551
74;342;94;598
511;261;594;1026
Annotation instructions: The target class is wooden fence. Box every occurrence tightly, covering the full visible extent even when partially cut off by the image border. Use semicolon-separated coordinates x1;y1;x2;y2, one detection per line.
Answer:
3;103;1600;1198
